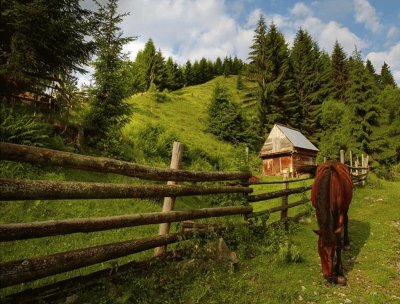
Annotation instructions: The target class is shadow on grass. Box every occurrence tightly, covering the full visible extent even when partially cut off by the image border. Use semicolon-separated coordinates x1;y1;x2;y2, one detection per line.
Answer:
344;219;371;273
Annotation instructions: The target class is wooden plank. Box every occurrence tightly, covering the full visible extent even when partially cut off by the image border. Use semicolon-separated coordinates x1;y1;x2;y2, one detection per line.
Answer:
0;178;252;201
246;198;309;218
0;228;224;288
155;141;183;256
0;143;251;182
0;206;253;241
247;186;312;203
248;177;313;185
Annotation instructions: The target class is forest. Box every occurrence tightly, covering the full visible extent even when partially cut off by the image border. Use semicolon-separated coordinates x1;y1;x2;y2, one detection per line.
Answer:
1;0;399;177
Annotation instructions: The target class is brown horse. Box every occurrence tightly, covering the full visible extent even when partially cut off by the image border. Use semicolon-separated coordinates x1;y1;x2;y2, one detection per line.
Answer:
301;162;353;284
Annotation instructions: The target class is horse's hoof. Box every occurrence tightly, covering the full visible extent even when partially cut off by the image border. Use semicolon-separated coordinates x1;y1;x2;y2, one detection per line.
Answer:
344;244;351;251
336;276;347;286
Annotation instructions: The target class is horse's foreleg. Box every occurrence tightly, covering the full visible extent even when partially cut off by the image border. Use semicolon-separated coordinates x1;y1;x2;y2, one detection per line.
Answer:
335;234;344;276
343;212;351;250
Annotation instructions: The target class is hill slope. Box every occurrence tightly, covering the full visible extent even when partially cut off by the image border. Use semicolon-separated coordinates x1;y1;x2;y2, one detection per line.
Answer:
123;75;257;171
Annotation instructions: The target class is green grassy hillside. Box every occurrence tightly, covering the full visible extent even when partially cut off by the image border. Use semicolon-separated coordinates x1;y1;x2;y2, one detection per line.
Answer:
123;75;259;171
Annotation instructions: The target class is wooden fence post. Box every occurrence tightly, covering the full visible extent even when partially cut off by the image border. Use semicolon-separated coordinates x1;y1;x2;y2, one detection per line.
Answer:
281;169;289;229
155;142;184;256
340;150;345;164
355;158;359;176
349;151;353;174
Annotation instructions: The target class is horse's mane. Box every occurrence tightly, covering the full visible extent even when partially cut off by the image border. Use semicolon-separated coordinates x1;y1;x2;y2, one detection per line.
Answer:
316;165;335;245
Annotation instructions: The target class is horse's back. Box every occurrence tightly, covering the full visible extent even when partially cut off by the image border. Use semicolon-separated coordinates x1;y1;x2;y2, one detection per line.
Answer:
311;162;352;211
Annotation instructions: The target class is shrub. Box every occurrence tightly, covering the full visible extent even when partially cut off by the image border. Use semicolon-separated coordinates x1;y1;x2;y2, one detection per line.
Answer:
0;104;50;146
132;124;178;164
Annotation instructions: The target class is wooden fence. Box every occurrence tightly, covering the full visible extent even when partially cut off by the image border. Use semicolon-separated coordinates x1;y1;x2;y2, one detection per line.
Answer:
339;149;370;186
0;142;315;293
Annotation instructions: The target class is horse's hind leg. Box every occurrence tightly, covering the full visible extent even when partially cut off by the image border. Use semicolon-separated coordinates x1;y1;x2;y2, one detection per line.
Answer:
343;212;351;250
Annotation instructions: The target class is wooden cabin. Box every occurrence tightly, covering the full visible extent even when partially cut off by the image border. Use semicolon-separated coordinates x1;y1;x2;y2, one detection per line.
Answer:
259;124;318;177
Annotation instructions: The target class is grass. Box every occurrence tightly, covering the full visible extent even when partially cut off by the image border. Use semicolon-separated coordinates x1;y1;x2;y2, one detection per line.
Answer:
26;175;397;304
2;173;399;303
1;76;399;302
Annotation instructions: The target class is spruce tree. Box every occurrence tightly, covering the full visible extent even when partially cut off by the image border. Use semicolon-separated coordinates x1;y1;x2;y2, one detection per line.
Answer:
289;29;328;141
380;62;396;88
248;19;292;134
330;41;349;102
165;57;184;91
346;49;380;154
0;0;95;101
365;59;379;86
207;82;249;145
214;57;223;75
85;0;134;140
184;60;194;86
247;16;268;133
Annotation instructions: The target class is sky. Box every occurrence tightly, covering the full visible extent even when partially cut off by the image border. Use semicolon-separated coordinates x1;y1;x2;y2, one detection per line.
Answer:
81;0;400;84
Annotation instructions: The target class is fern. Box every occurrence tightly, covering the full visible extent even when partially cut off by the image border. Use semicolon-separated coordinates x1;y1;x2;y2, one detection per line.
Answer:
0;104;50;147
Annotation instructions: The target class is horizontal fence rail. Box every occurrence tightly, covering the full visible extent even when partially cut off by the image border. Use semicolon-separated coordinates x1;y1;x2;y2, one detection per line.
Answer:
247;198;310;218
247;186;311;203
0;229;224;288
0;178;252;201
0;206;253;241
0;143;251;182
248;177;313;185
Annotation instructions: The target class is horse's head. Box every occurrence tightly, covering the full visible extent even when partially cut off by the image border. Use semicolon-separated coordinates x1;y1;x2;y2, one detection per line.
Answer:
314;226;343;281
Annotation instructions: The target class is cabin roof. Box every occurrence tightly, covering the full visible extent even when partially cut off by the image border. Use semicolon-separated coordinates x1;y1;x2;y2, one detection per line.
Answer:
276;124;319;151
259;124;319;157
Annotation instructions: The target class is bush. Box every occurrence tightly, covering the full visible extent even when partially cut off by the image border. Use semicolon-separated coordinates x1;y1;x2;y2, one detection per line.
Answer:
132;124;178;164
0;103;50;146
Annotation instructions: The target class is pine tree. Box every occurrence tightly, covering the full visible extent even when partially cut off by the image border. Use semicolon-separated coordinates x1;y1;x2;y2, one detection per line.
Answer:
248;18;292;134
165;57;184;91
365;59;379;86
346;49;380;154
0;0;95;101
207;82;249;145
330;41;349;102
184;60;194;86
289;29;327;141
380;62;396;88
134;39;167;91
85;0;134;139
214;57;223;76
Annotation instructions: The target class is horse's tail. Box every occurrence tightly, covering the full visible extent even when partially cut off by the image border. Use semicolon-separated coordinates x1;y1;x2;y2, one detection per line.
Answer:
316;165;334;243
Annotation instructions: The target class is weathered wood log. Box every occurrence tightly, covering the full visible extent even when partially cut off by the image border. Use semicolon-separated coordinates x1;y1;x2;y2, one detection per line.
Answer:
347;166;369;170
3;255;166;304
246;198;310;218
181;221;224;229
0;143;251;182
0;228;224;288
0;206;252;241
246;177;313;186
0;178;252;201
350;173;368;178
247;186;311;203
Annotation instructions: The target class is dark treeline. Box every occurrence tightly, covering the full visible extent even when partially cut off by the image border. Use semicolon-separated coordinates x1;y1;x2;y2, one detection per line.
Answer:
246;16;399;174
123;38;245;94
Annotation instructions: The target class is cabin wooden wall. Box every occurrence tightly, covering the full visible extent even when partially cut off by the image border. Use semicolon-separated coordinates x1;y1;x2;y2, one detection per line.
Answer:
263;155;292;176
262;150;317;176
